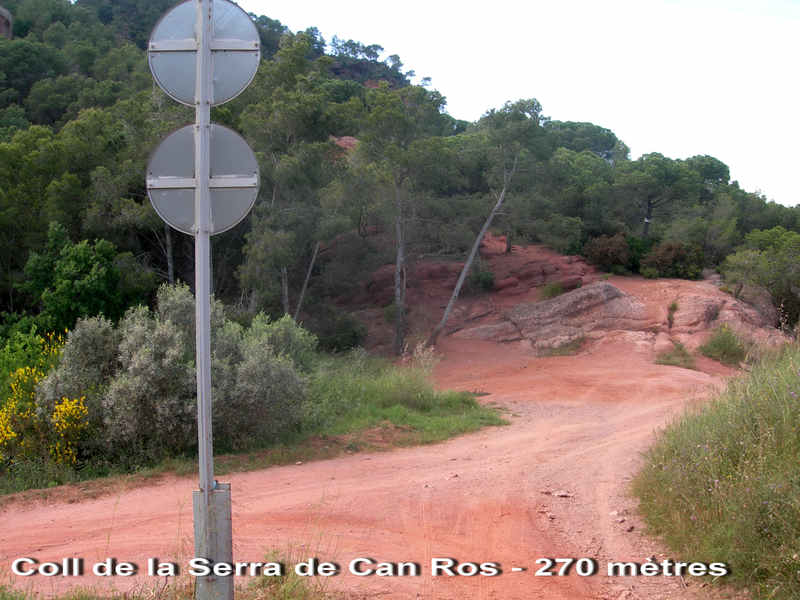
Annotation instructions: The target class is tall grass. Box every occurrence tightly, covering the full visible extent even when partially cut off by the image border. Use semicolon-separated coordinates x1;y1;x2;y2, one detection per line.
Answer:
634;344;800;599
655;341;696;370
304;349;504;443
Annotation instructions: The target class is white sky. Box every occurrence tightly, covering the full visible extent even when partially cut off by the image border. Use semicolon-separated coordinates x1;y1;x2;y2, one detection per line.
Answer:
236;0;800;207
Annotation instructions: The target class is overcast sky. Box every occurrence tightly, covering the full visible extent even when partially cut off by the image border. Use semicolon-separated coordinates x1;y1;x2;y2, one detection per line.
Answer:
236;0;799;207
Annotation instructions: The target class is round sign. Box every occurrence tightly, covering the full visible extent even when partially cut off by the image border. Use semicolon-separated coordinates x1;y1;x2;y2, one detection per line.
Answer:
147;124;259;236
148;0;260;106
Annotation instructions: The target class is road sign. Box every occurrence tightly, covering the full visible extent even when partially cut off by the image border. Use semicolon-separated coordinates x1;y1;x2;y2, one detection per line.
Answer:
146;124;259;236
146;1;263;598
148;0;260;106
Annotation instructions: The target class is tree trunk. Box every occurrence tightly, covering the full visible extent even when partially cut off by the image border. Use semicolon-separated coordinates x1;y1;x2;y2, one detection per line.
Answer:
642;199;654;237
393;184;407;356
165;224;175;284
281;266;289;315
294;241;319;321
428;158;517;347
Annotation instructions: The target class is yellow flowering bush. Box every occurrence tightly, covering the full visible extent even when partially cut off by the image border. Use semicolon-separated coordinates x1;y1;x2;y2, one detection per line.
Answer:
50;396;88;465
0;366;46;462
0;331;72;465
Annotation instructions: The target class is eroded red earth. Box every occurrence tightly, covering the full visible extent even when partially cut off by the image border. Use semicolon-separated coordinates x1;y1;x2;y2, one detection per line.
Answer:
2;242;762;600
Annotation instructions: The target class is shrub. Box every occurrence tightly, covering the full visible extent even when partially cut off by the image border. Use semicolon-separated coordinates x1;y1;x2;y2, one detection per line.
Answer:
667;301;678;329
655;341;695;370
248;314;318;372
304;307;366;352
0;329;64;397
699;324;748;366
539;282;564;300
155;282;226;356
625;235;653;273
465;259;494;293
583;233;630;272
101;307;197;465
640;241;703;279
33;285;312;466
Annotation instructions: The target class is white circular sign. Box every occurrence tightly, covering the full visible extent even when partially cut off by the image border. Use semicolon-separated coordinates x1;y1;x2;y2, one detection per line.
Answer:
148;0;260;106
147;124;259;235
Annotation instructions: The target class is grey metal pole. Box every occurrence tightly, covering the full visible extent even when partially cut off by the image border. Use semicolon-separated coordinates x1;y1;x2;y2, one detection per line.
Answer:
195;0;214;512
193;3;233;600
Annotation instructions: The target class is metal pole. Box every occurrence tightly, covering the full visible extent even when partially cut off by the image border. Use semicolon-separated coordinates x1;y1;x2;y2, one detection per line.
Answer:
195;0;214;511
193;3;233;600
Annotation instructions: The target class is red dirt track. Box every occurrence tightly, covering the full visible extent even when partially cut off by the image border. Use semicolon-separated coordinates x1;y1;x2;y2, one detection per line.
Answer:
2;265;750;599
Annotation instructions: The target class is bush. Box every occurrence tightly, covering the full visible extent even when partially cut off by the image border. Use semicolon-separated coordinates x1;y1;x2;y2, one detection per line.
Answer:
249;314;318;372
214;336;306;452
465;259;494;294
0;329;64;397
667;301;678;329
539;282;564;300
625;235;653;273
583;233;630;272
305;309;366;352
640;241;703;279
32;284;312;467
699;324;748;366
101;307;197;465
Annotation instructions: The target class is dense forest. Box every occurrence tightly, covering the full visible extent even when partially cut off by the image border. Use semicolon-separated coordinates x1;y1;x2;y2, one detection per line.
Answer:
1;0;799;355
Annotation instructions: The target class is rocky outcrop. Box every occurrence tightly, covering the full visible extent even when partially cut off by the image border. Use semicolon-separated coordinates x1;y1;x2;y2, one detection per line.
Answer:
453;279;788;353
455;282;651;350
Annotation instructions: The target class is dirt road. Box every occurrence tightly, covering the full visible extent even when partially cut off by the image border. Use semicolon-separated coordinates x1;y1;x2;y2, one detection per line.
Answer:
1;319;744;600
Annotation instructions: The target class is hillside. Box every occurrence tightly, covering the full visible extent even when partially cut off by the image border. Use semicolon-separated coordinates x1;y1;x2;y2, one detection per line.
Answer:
1;257;777;599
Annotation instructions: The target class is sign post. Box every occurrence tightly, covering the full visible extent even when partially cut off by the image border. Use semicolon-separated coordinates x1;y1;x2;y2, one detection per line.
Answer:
146;2;260;599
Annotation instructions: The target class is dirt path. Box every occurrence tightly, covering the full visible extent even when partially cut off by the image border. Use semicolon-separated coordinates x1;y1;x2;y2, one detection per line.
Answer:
2;290;745;599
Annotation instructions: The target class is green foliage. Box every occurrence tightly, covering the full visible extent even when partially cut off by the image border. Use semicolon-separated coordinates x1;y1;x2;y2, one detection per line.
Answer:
0;328;64;401
583;233;630;272
304;309;366;352
540;336;585;356
624;235;653;272
722;226;800;326
655;341;695;370
248;313;318;372
539;282;565;300
22;223;134;331
0;38;68;109
640;241;703;279
699;325;748;366
532;214;584;254
31;285;309;467
634;344;800;599
466;260;494;293
304;350;504;439
667;301;678;329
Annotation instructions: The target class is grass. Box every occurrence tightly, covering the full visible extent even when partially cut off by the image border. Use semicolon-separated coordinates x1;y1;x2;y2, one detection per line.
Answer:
699;324;748;366
539;336;585;357
303;351;505;444
634;343;800;600
655;341;696;370
0;350;505;505
539;282;564;300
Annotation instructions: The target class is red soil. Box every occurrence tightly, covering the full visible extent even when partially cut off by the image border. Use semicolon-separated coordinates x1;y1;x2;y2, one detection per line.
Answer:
1;241;756;600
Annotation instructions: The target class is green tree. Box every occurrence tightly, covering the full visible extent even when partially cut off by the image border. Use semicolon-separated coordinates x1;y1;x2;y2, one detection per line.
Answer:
359;83;449;353
614;153;701;237
722;226;800;325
